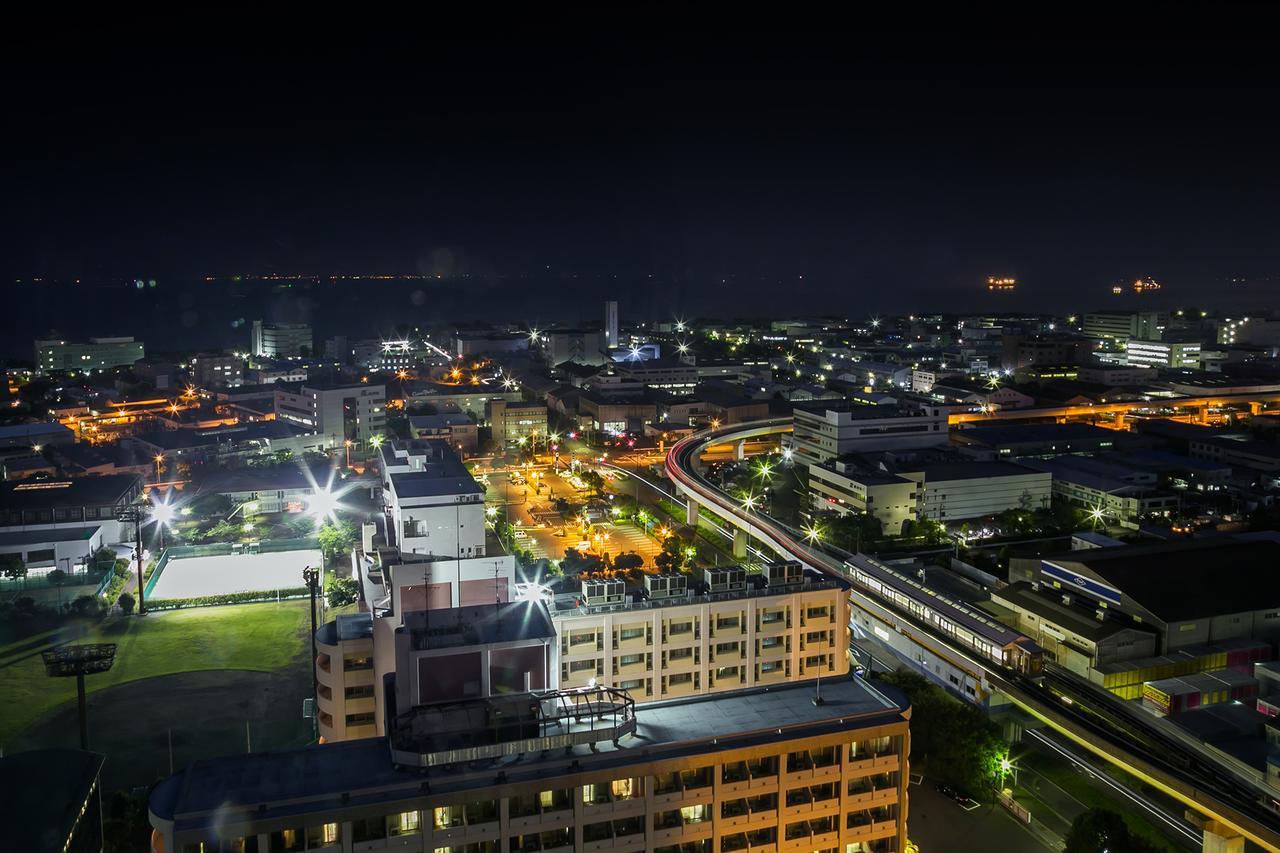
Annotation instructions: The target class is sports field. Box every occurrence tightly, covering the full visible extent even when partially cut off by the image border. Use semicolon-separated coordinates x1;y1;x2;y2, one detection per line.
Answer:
148;548;323;599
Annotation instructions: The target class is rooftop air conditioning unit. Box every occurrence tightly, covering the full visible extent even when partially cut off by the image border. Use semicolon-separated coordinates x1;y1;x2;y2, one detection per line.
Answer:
582;578;625;606
703;566;746;593
645;573;688;600
765;561;803;588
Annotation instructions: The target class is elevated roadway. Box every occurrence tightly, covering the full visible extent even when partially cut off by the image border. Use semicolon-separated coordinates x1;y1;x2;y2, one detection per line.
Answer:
666;419;1280;851
948;390;1280;425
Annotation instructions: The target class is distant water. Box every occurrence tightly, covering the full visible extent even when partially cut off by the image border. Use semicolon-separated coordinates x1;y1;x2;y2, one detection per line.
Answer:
4;274;1272;361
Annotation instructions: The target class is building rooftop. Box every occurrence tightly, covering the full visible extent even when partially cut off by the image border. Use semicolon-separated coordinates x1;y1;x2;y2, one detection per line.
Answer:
0;422;74;442
918;461;1042;482
993;581;1145;643
381;439;482;498
197;463;336;495
0;526;102;547
794;401;926;419
1040;538;1280;622
953;422;1119;446
150;676;906;834
0;749;104;853
133;420;304;451
407;413;474;430
0;473;141;511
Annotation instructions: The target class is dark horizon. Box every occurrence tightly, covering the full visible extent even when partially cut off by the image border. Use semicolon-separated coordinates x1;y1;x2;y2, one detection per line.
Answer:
6;26;1280;324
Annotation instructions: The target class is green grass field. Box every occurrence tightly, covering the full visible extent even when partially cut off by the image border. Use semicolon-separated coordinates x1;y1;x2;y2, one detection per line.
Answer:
0;600;307;746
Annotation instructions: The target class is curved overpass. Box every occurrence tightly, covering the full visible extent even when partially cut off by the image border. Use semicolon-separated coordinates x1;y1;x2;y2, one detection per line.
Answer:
666;420;1280;851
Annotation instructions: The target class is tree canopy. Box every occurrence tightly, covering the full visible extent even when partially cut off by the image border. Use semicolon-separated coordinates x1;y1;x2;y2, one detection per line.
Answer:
875;669;1007;798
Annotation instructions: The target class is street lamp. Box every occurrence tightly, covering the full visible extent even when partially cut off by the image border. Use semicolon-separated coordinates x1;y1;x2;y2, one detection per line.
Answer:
344;439;354;468
803;523;823;545
153;454;165;482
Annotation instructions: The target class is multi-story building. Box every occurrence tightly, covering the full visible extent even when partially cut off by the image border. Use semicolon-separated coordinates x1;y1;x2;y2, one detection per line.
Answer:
34;336;144;373
189;352;245;388
999;333;1095;370
489;400;550;447
543;329;608;366
321;554;850;742
553;564;850;701
251;320;313;358
578;390;658;436
790;402;949;465
275;381;386;445
150;676;910;853
1124;338;1202;369
378;438;488;560
1081;311;1161;345
808;464;918;535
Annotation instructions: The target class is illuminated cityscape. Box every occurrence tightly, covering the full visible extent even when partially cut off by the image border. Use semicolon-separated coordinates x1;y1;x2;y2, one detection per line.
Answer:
5;25;1280;853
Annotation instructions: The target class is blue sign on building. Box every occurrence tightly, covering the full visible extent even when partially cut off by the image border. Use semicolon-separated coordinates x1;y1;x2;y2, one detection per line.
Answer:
1041;561;1123;606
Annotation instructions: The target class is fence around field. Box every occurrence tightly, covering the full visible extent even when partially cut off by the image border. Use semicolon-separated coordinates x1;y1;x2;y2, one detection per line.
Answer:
143;537;321;598
0;568;106;593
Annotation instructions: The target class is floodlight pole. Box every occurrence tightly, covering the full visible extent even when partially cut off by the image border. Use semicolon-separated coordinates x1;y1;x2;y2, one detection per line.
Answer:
73;673;88;749
133;511;146;615
302;566;320;713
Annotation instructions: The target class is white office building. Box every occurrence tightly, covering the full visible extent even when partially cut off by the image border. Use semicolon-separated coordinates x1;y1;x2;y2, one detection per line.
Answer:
251;320;313;358
275;381;386;444
1125;339;1202;369
791;402;949;465
378;439;489;563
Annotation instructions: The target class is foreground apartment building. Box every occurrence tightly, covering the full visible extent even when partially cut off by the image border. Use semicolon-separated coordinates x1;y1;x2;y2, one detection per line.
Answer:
150;677;910;853
317;550;851;741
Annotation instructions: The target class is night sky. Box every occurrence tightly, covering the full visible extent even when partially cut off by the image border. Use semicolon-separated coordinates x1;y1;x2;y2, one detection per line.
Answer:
5;25;1280;325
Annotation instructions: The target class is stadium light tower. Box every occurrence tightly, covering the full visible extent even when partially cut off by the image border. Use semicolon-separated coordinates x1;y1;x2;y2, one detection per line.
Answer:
42;643;117;749
116;502;156;616
302;567;321;714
